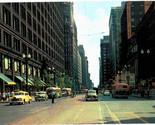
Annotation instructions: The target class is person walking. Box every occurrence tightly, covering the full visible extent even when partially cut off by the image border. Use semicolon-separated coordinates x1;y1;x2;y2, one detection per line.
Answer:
51;91;55;103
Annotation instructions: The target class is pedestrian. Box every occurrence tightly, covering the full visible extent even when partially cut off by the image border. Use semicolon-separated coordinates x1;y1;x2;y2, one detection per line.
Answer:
51;91;55;103
2;92;6;102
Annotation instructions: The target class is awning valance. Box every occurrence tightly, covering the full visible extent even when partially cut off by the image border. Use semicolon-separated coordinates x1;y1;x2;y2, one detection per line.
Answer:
0;73;16;85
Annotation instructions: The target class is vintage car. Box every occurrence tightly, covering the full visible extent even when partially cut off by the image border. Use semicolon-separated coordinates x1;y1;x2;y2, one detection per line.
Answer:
103;90;110;96
85;90;98;101
9;91;32;105
35;91;48;101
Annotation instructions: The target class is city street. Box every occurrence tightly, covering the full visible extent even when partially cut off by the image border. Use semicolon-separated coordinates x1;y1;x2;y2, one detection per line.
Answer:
1;94;155;124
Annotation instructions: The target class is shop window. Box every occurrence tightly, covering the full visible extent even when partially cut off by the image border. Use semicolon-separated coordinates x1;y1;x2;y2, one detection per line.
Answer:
14;60;20;72
5;56;11;70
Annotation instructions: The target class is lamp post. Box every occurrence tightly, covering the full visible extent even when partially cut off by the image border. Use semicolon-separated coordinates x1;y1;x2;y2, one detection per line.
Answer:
51;67;56;87
140;49;151;87
22;53;31;92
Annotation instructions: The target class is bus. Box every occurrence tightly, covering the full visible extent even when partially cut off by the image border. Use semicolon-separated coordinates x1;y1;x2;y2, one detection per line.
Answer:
46;87;62;98
62;88;72;96
112;83;129;98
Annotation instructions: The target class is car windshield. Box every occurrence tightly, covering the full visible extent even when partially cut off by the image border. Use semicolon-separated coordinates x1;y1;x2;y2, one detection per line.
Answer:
38;92;45;94
88;91;96;94
15;93;24;95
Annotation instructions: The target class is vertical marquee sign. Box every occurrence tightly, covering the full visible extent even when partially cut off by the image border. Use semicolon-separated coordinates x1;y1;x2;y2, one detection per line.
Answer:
127;2;132;39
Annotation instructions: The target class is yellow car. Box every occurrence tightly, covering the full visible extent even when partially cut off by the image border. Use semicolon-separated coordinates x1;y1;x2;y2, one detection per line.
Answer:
9;91;32;105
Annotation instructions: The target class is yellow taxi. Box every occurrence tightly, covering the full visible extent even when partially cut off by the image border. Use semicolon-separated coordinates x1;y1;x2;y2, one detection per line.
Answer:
9;91;32;105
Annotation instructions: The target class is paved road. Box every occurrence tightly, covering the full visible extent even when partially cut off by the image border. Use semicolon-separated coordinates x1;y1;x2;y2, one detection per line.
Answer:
1;94;155;124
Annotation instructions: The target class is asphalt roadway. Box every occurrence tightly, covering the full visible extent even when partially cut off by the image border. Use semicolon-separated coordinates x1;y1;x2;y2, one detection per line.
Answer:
1;94;155;124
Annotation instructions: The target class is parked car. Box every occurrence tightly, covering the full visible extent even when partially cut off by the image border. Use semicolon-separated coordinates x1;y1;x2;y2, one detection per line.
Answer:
85;90;98;101
9;91;32;105
35;91;48;101
103;90;110;96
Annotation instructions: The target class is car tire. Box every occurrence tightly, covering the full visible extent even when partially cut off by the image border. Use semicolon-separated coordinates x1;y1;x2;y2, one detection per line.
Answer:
10;103;12;105
86;99;88;101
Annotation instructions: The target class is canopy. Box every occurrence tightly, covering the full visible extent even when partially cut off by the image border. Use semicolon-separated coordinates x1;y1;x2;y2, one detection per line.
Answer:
15;76;34;85
0;73;16;85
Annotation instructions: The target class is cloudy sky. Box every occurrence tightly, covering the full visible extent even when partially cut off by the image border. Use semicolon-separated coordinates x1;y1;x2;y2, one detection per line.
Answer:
74;1;122;87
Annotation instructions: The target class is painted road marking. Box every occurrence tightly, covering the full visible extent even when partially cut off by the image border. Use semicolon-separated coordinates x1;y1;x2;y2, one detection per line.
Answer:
114;112;149;124
105;105;121;124
71;103;86;124
130;112;148;124
99;102;104;124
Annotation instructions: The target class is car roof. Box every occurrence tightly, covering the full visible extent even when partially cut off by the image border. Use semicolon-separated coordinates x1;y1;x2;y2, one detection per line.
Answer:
15;91;27;93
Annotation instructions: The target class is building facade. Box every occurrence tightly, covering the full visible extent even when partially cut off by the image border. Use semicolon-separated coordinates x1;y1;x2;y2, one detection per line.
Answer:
109;6;123;80
0;3;65;93
120;1;152;87
100;36;111;88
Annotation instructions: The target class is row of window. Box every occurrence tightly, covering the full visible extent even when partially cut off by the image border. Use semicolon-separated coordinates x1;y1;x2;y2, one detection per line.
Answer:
3;6;64;54
4;56;41;77
0;29;64;65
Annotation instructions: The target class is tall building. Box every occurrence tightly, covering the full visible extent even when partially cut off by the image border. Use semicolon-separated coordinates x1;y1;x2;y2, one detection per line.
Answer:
100;36;111;88
77;51;82;90
78;45;87;89
120;1;152;86
63;2;79;89
0;3;65;93
109;6;123;79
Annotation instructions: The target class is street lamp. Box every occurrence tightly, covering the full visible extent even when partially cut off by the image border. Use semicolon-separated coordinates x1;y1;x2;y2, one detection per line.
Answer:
51;67;56;87
22;53;31;92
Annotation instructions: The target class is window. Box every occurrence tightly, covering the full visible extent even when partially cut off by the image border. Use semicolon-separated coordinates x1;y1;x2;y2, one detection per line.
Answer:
38;24;41;34
28;65;32;75
139;11;142;15
0;29;1;43
12;3;19;14
42;29;44;39
33;19;36;31
42;42;44;51
38;69;40;77
33;33;37;45
41;16;44;26
28;29;32;42
13;15;19;32
33;4;36;16
22;63;26;73
27;3;31;11
33;67;36;76
21;5;26;20
34;51;37;60
37;10;40;22
38;38;41;49
22;43;27;55
38;54;41;62
21;23;26;37
14;60;20;72
131;18;134;22
27;12;32;26
4;31;12;47
3;7;11;26
5;56;11;70
13;38;20;52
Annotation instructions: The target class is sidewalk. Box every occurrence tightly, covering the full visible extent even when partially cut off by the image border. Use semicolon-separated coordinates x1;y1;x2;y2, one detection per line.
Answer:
131;93;155;99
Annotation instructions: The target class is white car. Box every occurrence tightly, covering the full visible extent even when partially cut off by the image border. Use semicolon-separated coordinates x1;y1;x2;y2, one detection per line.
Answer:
103;90;110;96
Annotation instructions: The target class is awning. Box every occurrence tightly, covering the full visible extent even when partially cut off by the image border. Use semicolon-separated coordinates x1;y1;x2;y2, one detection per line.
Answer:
40;80;47;86
0;73;16;85
15;76;34;86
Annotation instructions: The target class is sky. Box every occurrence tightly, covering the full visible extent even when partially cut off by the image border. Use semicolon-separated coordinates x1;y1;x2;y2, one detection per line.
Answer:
74;1;122;87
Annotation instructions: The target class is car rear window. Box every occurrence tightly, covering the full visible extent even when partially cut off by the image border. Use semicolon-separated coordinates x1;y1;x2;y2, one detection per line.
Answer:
118;85;127;88
15;93;24;95
88;91;96;94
